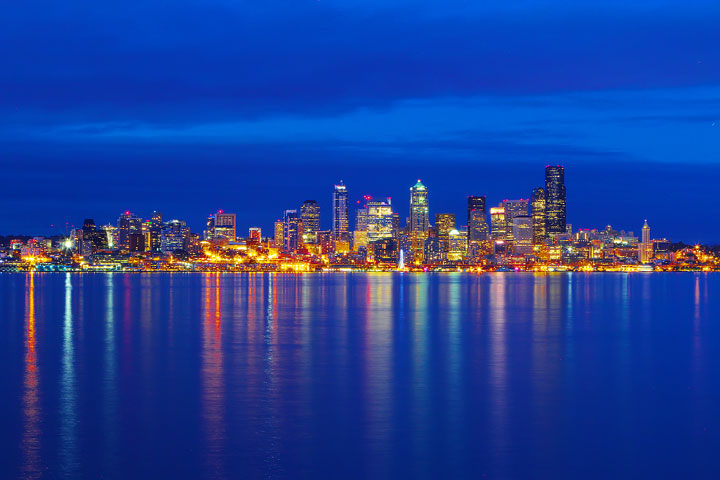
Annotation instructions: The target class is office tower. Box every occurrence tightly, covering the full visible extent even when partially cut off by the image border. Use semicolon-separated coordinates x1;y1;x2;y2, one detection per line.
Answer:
502;199;529;244
639;220;653;263
512;216;534;255
447;228;468;261
434;213;456;253
531;187;547;245
545;165;567;235
145;211;162;252
161;220;190;253
467;196;488;243
117;211;143;252
248;227;262;243
365;198;394;244
81;218;108;255
409;180;429;261
300;200;321;243
209;211;237;242
283;210;302;252
333;181;349;241
274;220;284;249
423;228;441;264
490;205;506;242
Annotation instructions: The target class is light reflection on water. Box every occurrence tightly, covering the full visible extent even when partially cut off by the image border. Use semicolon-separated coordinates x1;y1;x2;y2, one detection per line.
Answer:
3;272;720;479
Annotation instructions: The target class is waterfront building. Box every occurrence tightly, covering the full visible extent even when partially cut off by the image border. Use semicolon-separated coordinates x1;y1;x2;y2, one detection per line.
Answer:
205;210;237;242
117;211;143;252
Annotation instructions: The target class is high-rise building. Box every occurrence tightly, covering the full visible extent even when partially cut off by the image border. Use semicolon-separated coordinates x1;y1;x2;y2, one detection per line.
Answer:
545;165;567;235
502;199;529;244
283;210;302;252
639;220;653;263
467;196;488;244
531;187;547;245
512;216;534;255
81;218;108;255
365;198;394;244
147;211;163;253
117;211;143;252
434;213;456;253
274;220;284;249
300;200;321;243
205;211;237;242
161;220;190;253
447;228;468;261
490;206;506;241
248;227;262;243
409;180;429;261
333;181;349;241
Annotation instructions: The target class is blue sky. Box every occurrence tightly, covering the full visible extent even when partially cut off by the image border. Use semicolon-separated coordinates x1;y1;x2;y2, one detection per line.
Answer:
2;1;719;241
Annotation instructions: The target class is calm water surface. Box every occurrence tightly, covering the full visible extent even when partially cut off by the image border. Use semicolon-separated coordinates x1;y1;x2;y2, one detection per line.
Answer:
1;272;719;479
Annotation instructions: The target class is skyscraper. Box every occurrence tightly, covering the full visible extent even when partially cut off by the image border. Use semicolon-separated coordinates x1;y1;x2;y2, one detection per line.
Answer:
490;205;506;241
434;213;456;253
365;198;394;244
161;220;190;254
639;220;653;263
283;209;302;252
531;187;547;245
300;200;321;243
545;165;567;235
205;210;237;242
502;199;529;244
512;216;534;255
332;181;349;241
409;180;429;260
117;211;142;252
467;196;488;244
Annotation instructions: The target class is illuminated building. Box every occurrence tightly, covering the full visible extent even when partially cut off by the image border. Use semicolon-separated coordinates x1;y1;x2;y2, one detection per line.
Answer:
366;198;394;243
248;227;262;243
434;213;456;253
502;199;529;245
205;211;236;242
639;220;653;263
333;181;349;241
371;237;398;263
531;187;546;244
545;165;567;235
147;211;163;253
283;210;302;252
117;211;142;252
409;180;429;260
161;220;190;253
274;220;284;248
511;216;534;255
423;228;442;263
447;229;468;261
300;200;320;243
468;195;488;242
81;218;108;255
490;205;506;241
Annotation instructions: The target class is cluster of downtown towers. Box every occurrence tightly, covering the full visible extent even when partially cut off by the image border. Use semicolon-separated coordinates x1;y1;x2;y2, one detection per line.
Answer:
279;166;567;261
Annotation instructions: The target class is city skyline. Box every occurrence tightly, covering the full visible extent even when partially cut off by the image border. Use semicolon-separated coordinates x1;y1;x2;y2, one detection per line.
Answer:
2;2;720;242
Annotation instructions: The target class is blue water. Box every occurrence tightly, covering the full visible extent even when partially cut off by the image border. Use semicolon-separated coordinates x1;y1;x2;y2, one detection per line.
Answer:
1;272;719;479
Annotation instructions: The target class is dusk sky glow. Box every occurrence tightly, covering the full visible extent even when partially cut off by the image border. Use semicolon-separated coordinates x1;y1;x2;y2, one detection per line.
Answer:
2;0;720;242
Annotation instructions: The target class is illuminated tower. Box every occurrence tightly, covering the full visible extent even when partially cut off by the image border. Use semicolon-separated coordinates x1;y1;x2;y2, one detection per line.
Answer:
490;205;506;241
117;211;143;252
467;196;488;244
332;181;349;241
283;210;302;252
502;199;529;245
409;180;429;260
639;220;653;263
434;213;456;253
545;165;567;235
300;200;321;243
531;187;546;244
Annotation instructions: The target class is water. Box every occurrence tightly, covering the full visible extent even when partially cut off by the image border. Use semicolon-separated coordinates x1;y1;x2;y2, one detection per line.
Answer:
1;272;719;479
